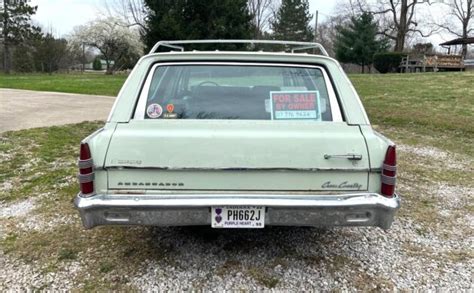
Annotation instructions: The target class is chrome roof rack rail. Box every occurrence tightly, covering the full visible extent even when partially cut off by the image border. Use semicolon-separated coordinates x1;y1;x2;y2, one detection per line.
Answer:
149;39;329;56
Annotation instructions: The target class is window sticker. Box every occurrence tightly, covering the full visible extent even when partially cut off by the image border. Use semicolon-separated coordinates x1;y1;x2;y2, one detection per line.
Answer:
163;103;178;119
270;91;321;121
146;103;163;119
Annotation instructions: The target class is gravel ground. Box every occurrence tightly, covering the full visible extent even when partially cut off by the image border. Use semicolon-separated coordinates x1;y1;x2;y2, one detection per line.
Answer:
0;143;473;291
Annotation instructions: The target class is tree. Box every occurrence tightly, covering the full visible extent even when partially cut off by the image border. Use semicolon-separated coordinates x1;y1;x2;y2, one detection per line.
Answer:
93;56;102;70
248;0;275;39
334;12;389;73
12;43;34;72
350;0;437;52
142;0;252;51
316;15;350;57
436;0;473;58
0;0;38;73
102;0;147;32
69;17;143;74
33;32;69;73
270;0;314;41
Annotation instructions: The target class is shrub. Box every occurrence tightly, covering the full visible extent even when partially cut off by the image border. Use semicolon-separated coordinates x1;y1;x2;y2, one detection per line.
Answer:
92;57;102;71
373;52;405;73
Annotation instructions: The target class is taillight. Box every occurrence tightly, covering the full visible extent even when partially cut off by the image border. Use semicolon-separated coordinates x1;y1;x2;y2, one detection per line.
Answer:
381;145;396;197
78;142;95;196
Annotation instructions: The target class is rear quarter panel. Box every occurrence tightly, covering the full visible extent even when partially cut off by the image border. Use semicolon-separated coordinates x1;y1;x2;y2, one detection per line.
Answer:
81;123;117;194
360;125;394;193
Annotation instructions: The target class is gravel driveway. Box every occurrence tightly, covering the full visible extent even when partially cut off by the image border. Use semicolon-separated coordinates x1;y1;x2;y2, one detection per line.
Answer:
0;142;472;291
0;89;114;133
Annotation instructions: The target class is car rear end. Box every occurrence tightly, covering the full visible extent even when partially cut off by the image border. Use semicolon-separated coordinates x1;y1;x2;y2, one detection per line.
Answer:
74;47;400;230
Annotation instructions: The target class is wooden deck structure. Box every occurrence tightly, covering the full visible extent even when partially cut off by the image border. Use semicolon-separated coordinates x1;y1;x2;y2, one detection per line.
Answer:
400;37;474;73
440;37;474;71
400;54;464;73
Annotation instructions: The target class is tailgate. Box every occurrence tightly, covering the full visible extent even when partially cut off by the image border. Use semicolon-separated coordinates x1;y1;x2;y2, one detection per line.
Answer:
105;120;369;191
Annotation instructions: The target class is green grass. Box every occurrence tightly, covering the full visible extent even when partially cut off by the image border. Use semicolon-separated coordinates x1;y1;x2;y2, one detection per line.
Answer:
351;72;474;156
0;72;126;96
351;72;474;133
0;121;104;202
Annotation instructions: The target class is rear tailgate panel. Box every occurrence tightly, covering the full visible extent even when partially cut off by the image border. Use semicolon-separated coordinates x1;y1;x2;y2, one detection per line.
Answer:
105;120;370;191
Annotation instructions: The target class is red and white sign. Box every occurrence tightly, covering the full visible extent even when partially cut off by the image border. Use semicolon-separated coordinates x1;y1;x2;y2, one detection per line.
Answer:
270;91;321;120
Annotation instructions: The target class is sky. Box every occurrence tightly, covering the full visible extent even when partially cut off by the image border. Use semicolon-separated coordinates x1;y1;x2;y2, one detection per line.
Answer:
30;0;103;36
30;0;335;36
29;0;457;51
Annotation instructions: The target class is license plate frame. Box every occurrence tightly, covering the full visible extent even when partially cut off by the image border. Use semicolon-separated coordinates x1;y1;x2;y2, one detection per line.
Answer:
211;206;265;228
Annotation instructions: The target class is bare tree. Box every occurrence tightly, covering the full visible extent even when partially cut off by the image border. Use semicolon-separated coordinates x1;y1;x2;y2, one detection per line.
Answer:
248;0;276;38
316;15;351;57
436;0;473;58
102;0;147;31
350;0;437;52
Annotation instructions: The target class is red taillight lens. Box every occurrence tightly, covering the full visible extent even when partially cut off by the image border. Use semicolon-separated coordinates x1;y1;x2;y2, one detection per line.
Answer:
381;145;397;197
78;143;95;196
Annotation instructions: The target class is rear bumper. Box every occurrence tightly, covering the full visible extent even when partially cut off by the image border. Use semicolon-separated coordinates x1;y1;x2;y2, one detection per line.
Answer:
74;192;400;230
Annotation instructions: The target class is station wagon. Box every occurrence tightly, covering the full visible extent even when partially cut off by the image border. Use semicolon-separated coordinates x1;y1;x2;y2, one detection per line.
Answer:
75;40;400;229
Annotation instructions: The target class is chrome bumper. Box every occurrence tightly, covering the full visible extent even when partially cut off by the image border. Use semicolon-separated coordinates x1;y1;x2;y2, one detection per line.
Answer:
74;192;400;230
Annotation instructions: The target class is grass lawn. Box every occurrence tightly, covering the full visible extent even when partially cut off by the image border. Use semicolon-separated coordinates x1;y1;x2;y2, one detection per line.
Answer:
351;72;474;156
0;72;127;96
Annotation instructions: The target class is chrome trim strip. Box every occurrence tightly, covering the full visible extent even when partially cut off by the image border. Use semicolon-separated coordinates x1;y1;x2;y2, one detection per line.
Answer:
105;166;371;172
78;158;94;169
382;164;397;172
77;173;95;183
133;62;343;123
77;192;399;208
381;174;396;185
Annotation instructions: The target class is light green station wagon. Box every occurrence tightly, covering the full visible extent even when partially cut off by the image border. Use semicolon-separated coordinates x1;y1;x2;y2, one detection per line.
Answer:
75;40;400;230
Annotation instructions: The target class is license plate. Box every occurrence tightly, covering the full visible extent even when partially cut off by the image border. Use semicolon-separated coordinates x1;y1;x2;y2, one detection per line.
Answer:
211;206;265;228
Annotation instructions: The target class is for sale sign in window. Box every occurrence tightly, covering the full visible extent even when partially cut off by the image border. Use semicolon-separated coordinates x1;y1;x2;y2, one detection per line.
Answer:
270;91;321;121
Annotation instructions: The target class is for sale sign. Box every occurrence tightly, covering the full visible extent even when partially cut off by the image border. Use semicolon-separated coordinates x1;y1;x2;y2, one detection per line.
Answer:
270;91;321;120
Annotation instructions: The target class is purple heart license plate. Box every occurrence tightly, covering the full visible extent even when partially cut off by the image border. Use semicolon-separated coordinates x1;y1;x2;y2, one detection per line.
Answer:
211;206;265;228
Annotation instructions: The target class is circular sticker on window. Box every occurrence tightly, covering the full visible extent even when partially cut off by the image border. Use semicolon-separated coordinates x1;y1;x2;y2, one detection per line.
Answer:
146;103;163;119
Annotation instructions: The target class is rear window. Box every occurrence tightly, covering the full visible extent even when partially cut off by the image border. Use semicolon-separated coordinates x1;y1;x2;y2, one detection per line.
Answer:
136;64;341;121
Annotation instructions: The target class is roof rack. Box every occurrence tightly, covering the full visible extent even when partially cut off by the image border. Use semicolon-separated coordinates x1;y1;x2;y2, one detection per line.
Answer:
149;39;329;57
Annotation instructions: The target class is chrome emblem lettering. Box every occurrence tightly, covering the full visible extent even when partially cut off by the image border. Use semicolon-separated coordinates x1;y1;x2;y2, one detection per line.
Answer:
322;181;362;190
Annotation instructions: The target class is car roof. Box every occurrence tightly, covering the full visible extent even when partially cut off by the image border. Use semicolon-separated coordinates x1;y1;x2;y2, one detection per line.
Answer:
141;51;340;67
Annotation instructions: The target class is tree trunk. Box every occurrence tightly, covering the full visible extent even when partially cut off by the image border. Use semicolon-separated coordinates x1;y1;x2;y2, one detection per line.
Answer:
105;59;113;75
461;44;467;59
394;32;406;52
3;41;10;74
394;0;408;52
461;19;469;59
3;0;10;74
